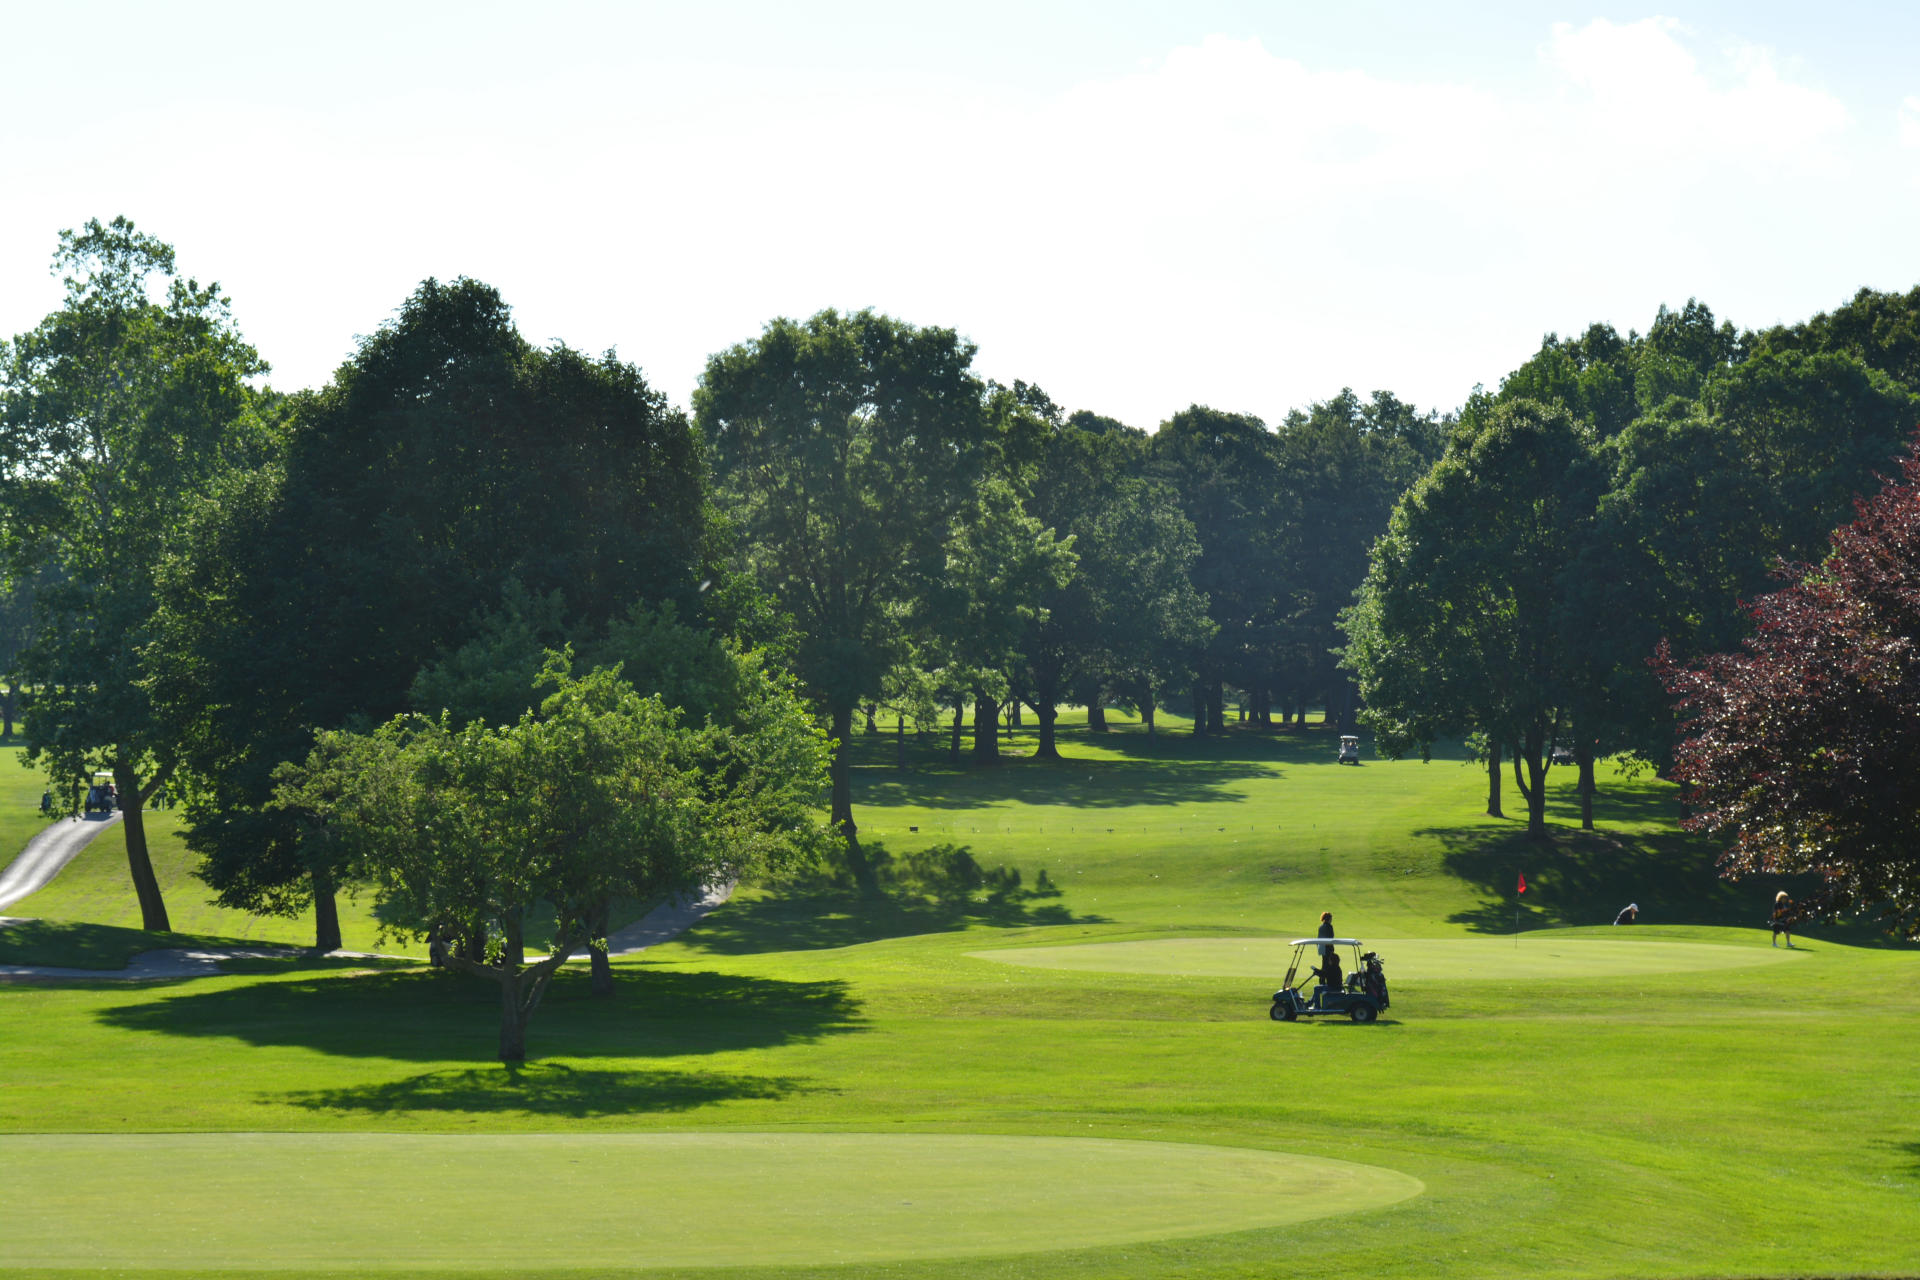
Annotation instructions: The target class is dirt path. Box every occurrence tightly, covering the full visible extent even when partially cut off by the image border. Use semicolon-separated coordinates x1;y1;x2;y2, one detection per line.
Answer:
0;812;122;912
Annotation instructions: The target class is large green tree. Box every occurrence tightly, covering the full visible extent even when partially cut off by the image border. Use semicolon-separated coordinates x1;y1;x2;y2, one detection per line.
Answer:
1014;409;1208;755
697;309;993;854
277;661;828;1060
1344;400;1604;838
0;217;269;930
1150;406;1292;734
151;278;715;948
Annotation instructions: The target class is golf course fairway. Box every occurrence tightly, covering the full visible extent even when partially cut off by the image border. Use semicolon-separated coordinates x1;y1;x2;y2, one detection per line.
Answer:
970;934;1810;980
0;1132;1421;1269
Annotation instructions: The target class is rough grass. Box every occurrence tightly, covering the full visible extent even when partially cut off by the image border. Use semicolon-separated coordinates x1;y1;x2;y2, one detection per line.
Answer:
1;714;1916;1279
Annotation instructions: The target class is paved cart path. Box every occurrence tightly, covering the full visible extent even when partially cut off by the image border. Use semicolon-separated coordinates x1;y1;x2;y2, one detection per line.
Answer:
0;811;122;912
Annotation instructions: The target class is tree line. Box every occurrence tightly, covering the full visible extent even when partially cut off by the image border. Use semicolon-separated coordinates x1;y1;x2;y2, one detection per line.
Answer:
1342;292;1920;859
8;215;1918;1040
0;217;1443;1048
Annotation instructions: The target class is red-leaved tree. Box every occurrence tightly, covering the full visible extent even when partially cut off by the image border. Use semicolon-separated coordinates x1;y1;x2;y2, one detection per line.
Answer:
1658;437;1920;938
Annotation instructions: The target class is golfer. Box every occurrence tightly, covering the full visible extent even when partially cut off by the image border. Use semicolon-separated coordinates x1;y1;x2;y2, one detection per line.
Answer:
1317;911;1335;959
1613;903;1638;925
1771;891;1796;948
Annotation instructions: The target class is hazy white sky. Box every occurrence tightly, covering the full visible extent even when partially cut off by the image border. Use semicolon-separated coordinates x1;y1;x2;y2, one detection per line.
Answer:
3;1;1917;428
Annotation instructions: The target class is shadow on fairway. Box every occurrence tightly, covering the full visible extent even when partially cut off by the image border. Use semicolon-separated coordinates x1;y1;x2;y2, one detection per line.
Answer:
684;885;1109;955
1429;822;1859;937
855;755;1274;811
283;1061;815;1117
0;919;266;971
95;967;864;1061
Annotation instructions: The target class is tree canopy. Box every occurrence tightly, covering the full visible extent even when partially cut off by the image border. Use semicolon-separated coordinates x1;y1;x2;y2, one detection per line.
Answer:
0;216;269;929
1660;438;1920;938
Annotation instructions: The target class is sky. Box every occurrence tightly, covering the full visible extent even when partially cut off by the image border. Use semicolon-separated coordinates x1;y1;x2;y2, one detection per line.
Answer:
3;1;1917;429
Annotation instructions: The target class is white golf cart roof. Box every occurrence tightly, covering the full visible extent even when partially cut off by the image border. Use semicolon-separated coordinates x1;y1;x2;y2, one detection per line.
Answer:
1290;938;1363;946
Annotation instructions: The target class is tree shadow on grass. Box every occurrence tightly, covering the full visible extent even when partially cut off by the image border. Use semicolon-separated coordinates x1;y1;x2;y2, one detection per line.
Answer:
1428;822;1889;940
95;967;864;1061
853;754;1274;811
684;884;1109;955
283;1061;818;1118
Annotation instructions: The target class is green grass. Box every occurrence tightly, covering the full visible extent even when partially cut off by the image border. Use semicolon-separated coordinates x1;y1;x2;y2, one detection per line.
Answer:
1;713;1917;1279
0;1132;1419;1269
2;762;650;963
0;746;56;876
973;931;1812;978
5;803;411;956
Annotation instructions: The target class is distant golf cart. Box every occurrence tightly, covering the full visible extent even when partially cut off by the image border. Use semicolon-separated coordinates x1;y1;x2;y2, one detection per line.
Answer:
83;772;116;815
1337;735;1361;765
1550;744;1575;767
1271;938;1389;1023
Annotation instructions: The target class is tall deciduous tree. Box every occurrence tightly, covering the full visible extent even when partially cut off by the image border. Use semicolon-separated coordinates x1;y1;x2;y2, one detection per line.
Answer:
697;310;992;857
1343;400;1603;838
1150;406;1291;734
151;278;713;949
1659;439;1920;938
0;217;269;930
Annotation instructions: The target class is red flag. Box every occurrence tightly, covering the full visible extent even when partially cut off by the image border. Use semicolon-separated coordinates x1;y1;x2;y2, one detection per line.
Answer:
1517;873;1528;895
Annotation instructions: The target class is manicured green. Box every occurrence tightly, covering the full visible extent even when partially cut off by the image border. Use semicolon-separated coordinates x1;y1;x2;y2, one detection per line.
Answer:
1;715;1916;1280
0;1132;1418;1270
974;932;1810;979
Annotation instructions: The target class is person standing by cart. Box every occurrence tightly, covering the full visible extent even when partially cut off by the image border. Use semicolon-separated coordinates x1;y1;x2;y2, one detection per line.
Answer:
1771;891;1796;948
1316;911;1335;955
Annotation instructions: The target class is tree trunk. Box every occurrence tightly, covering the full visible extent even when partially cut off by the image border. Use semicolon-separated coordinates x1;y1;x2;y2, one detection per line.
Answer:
503;906;525;972
1486;739;1503;818
864;703;877;734
113;756;170;933
1035;701;1059;758
829;699;857;839
1141;680;1156;739
1191;681;1207;736
830;697;872;890
1036;667;1067;756
895;714;907;771
312;867;343;952
973;693;1000;761
589;900;614;997
948;699;964;763
499;974;529;1062
1511;727;1549;840
1208;682;1225;734
1086;691;1108;732
1577;746;1596;832
1007;700;1021;729
2;681;14;738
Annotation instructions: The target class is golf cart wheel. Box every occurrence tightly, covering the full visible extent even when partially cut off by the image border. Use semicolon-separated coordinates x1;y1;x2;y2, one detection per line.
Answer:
1270;1001;1296;1022
1348;1003;1377;1024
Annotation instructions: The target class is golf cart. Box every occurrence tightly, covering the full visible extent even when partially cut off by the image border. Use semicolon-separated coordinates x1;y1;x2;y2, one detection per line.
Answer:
1270;938;1389;1023
83;771;116;815
1337;735;1361;765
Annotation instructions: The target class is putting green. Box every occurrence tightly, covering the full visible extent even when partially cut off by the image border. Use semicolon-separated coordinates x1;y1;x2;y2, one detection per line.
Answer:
0;1132;1422;1269
971;936;1808;980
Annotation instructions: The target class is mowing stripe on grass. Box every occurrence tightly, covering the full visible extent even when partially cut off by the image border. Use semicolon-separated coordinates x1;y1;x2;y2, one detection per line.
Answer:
0;1132;1421;1269
970;936;1810;980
